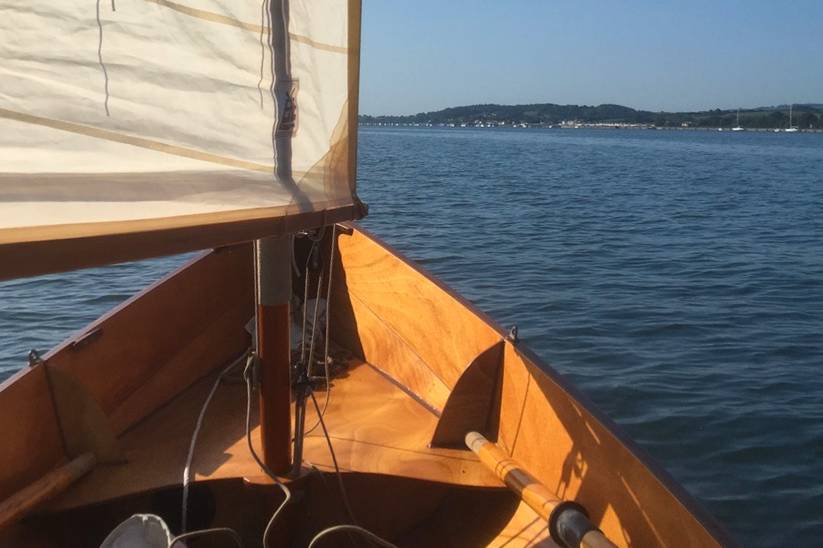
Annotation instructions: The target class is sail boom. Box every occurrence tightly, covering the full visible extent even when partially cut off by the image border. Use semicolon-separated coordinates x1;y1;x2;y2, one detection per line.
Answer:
0;203;362;281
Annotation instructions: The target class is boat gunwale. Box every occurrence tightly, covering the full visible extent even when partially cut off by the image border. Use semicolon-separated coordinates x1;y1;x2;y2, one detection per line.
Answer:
0;220;738;546
0;248;217;394
344;221;738;547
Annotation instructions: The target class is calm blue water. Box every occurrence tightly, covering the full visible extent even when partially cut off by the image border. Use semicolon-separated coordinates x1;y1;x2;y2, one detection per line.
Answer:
2;128;821;545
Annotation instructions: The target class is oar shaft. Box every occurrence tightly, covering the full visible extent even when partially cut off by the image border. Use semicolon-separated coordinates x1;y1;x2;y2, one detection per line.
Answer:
0;452;96;529
465;432;617;548
465;430;560;519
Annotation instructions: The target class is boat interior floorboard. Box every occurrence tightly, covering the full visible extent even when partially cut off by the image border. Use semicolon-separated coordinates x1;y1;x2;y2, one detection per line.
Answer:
46;359;499;512
24;358;553;546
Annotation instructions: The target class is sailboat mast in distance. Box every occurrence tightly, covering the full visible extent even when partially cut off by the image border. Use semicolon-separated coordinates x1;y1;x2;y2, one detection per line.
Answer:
732;108;743;131
785;103;799;132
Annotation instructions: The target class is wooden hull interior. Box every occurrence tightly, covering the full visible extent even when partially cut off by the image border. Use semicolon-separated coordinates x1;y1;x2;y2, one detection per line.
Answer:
0;225;732;547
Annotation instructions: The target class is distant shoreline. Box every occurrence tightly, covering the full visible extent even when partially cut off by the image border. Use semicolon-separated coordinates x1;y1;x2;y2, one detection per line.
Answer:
360;102;823;132
360;122;823;133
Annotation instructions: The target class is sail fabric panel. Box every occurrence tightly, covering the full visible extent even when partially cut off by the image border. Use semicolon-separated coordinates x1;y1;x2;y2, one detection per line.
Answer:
0;0;359;242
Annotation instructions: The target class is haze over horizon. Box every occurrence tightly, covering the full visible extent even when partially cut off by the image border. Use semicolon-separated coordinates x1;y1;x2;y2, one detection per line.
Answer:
359;0;823;116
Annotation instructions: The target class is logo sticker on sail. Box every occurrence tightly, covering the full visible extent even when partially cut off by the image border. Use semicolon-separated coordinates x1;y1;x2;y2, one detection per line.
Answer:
276;80;298;135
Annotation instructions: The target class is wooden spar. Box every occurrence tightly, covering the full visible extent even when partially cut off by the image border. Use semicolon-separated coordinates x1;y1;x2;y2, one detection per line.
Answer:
0;453;96;529
255;236;292;474
466;432;617;548
0;204;361;282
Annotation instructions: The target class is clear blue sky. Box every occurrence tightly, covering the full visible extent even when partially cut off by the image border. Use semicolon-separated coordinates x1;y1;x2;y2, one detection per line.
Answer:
359;0;823;115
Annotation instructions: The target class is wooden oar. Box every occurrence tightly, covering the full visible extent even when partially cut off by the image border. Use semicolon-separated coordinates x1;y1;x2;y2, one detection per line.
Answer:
0;453;96;530
465;432;617;548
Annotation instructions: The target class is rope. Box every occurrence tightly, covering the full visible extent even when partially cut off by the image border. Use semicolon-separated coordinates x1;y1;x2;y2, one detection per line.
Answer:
299;227;326;370
170;527;242;547
178;226;395;548
243;355;292;548
181;351;249;532
308;525;399;548
290;234;301;277
299;238;314;366
304;224;337;436
309;390;357;525
306;271;324;377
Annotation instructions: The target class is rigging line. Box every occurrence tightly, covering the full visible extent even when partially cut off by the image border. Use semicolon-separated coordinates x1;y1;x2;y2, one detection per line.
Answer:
308;525;399;548
323;225;337;382
309;390;358;526
243;356;291;548
181;350;249;533
305;224;336;437
306;270;324;378
170;527;242;547
95;0;111;116
299;239;313;367
290;235;301;277
300;226;326;374
299;228;325;369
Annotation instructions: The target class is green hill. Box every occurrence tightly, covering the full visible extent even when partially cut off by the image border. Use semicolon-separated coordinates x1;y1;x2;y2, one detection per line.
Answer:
360;103;823;129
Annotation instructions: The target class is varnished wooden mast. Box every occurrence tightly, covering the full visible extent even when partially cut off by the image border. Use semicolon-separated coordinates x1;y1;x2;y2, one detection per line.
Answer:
255;236;292;474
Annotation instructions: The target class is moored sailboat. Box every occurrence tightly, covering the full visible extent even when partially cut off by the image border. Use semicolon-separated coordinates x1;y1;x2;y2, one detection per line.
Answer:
785;104;799;132
731;109;744;131
0;2;735;547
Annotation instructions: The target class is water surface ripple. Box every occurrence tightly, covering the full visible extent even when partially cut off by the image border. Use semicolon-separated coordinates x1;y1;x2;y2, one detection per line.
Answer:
356;128;823;546
1;128;821;546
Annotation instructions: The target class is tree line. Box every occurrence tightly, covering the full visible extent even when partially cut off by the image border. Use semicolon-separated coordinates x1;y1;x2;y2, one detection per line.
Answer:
360;103;823;129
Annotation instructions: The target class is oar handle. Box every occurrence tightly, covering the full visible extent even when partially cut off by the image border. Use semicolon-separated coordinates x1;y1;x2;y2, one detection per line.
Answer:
465;432;617;548
0;452;96;530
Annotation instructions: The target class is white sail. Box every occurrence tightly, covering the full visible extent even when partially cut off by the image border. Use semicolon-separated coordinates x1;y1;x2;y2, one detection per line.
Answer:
0;1;361;250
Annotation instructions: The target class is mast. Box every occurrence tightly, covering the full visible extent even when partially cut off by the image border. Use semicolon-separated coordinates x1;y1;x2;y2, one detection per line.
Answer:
256;0;297;475
254;237;292;474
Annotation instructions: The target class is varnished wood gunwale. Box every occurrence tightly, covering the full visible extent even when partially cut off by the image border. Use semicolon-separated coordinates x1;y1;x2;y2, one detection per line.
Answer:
0;244;256;520
38;244;254;436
